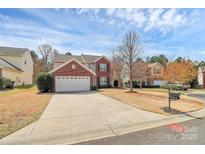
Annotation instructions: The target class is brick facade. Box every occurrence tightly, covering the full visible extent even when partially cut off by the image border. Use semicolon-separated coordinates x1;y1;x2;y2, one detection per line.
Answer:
95;57;111;87
53;61;94;77
52;60;96;91
51;56;111;91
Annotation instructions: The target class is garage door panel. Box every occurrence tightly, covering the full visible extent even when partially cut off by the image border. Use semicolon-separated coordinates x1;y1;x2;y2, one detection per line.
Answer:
55;76;90;92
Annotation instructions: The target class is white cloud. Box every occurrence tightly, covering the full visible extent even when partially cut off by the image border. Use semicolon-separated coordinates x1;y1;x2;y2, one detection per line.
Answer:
0;14;10;21
75;9;191;34
105;9;146;28
0;9;202;60
106;9;116;16
145;9;188;33
76;8;90;15
0;12;117;56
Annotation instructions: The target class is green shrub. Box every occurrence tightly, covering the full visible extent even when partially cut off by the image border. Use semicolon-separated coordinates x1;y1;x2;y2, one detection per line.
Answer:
99;85;111;88
0;77;3;89
4;78;14;89
135;85;160;88
15;84;34;89
0;77;15;89
91;85;97;91
127;80;139;87
37;72;54;92
161;84;182;91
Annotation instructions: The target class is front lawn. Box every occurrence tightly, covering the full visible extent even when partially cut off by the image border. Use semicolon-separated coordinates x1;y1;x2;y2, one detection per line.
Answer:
0;86;52;139
100;88;204;115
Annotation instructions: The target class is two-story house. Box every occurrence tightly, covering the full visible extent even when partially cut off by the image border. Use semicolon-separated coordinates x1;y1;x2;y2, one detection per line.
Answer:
145;62;165;86
50;54;111;92
0;46;33;86
121;62;165;87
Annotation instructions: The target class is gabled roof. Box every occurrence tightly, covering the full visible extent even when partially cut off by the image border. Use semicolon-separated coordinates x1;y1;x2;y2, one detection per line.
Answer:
81;54;101;63
0;46;28;57
94;55;111;63
54;54;84;63
54;54;109;64
148;62;164;68
0;58;23;72
199;66;205;72
49;58;96;75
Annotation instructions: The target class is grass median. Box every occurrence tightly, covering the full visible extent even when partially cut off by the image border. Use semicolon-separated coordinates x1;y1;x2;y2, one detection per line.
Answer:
99;88;204;115
0;86;52;139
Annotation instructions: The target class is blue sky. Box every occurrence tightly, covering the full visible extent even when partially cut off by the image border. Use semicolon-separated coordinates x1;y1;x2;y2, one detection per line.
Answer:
0;8;205;61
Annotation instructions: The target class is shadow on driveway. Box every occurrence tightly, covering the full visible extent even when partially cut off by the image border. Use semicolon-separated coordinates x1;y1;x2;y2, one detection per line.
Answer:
54;91;100;95
160;107;204;120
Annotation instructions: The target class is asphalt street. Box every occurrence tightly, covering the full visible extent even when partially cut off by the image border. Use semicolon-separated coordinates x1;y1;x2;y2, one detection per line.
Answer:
77;92;205;145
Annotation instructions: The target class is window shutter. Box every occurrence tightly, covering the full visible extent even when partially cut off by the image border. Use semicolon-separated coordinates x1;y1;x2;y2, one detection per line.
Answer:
98;77;100;88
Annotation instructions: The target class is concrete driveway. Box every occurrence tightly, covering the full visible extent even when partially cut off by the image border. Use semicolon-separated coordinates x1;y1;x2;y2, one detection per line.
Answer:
0;92;184;144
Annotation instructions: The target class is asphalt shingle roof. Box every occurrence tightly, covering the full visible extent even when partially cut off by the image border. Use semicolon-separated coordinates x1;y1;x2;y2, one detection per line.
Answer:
54;54;101;64
0;46;27;56
81;54;101;63
0;58;23;71
148;62;164;68
54;54;84;63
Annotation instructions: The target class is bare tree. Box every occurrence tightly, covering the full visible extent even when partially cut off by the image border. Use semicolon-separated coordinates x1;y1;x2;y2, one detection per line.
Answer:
38;44;58;71
111;51;124;87
116;31;143;92
132;61;148;88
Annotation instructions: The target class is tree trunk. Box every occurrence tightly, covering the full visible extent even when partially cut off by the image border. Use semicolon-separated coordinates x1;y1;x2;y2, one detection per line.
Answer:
140;80;142;89
129;60;133;92
130;78;133;92
45;57;48;71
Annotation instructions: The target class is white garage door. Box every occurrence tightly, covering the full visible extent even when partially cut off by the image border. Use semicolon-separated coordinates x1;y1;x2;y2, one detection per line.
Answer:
55;76;90;92
154;80;164;86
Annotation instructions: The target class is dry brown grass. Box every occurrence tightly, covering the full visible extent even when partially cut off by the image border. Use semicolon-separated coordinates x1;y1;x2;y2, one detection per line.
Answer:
0;86;52;139
100;88;204;116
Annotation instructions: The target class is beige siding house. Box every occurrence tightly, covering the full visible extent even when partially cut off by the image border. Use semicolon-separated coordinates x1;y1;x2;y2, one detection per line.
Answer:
145;62;166;86
0;46;33;86
122;62;166;87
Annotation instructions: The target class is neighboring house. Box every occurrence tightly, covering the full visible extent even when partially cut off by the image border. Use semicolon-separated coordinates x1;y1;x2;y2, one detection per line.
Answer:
198;66;205;88
121;62;165;87
0;46;34;86
50;54;111;92
145;62;165;86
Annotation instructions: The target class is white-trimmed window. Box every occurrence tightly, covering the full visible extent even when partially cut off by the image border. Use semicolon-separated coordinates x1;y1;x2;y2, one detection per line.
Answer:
100;77;107;86
99;64;107;71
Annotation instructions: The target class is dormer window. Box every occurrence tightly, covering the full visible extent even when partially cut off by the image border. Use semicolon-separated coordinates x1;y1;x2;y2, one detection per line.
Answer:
24;60;27;65
72;64;76;69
